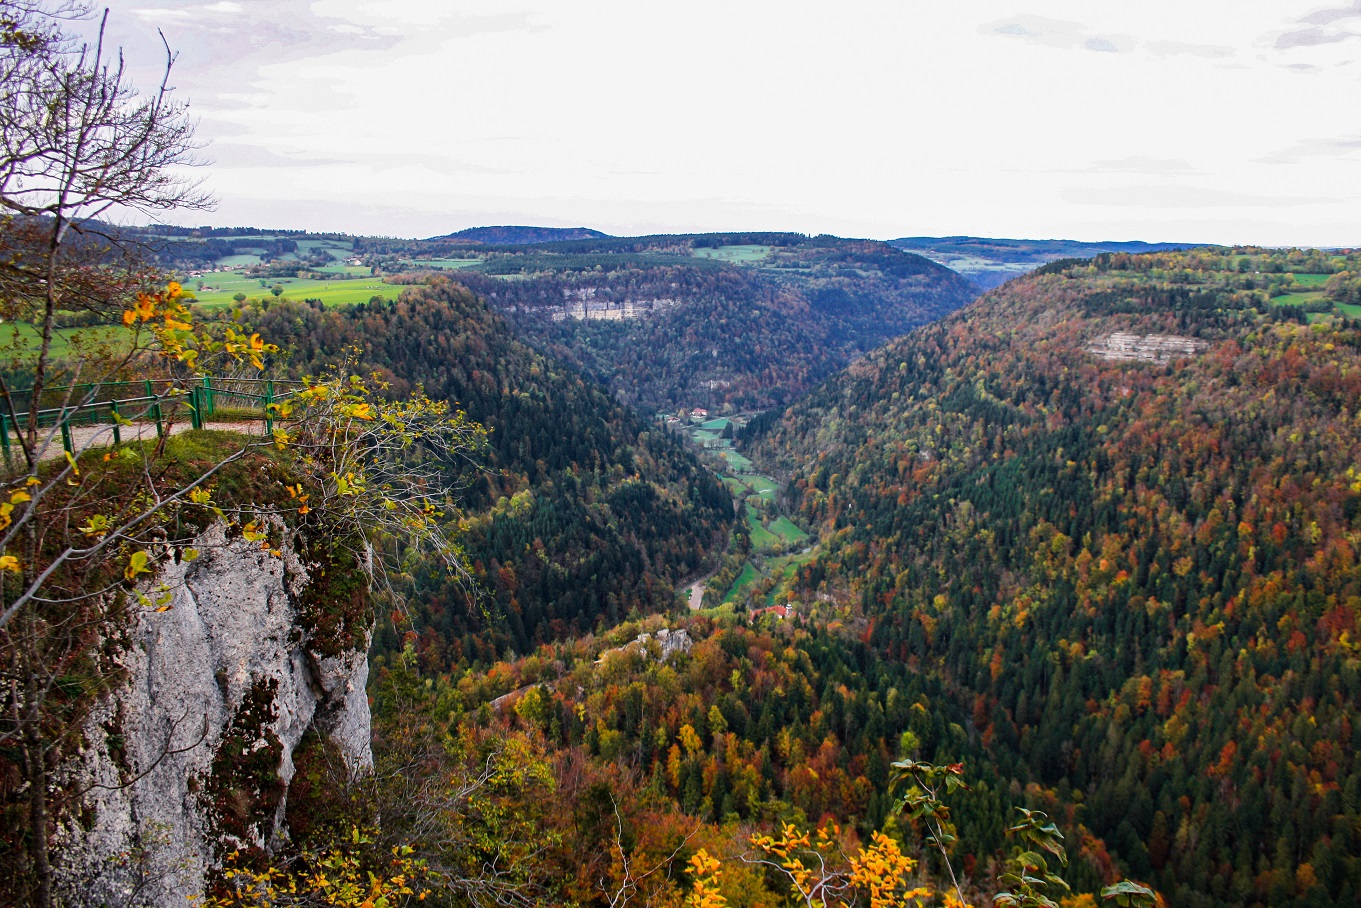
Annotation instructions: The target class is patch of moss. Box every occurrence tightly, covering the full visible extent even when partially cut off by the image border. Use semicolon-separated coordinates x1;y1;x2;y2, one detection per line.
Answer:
205;677;284;846
282;728;372;847
295;530;373;658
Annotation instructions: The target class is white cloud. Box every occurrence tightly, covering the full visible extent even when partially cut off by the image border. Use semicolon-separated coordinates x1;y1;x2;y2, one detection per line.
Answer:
90;1;1361;245
1300;1;1361;25
982;15;1137;53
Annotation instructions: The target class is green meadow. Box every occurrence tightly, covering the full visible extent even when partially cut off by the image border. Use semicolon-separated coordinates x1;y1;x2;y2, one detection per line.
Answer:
397;259;480;270
720;448;753;471
734;473;778;503
721;562;762;605
0;322;122;360
746;510;781;552
673;412;816;612
187;272;402;310
761;548;817;606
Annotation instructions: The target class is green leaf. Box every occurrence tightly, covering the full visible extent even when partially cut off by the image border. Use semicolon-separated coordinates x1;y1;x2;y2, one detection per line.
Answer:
124;550;151;581
1101;881;1156;908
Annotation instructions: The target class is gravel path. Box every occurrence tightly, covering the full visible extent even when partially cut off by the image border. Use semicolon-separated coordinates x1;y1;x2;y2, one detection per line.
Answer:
17;420;264;461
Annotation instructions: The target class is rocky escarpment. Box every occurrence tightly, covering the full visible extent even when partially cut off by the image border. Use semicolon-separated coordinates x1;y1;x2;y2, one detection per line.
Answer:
54;520;374;906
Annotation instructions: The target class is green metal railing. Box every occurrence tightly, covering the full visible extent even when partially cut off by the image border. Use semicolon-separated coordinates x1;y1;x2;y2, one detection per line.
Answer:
0;377;303;466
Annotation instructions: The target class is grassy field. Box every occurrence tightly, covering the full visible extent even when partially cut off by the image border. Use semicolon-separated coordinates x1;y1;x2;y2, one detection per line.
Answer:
1290;291;1329;305
721;449;753;471
312;265;371;277
187;272;402;310
398;259;480;270
746;509;806;553
746;511;781;552
700;417;731;431
1337;302;1361;319
0;322;122;360
767;516;808;545
692;245;772;264
733;473;778;503
294;238;351;253
1291;273;1332;288
722;562;762;605
762;549;817;605
719;547;817;609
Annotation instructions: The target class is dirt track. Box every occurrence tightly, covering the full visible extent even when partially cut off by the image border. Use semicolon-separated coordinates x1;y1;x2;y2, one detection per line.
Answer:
12;421;263;462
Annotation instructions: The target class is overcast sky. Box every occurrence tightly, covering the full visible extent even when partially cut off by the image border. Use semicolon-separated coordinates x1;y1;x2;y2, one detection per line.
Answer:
98;1;1361;244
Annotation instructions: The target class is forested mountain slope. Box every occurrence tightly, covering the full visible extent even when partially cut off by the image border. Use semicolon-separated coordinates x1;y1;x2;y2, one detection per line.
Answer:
747;249;1361;908
238;280;732;657
449;233;978;412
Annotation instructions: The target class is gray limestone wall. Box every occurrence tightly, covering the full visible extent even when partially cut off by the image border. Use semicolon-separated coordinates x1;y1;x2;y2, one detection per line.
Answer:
52;521;373;907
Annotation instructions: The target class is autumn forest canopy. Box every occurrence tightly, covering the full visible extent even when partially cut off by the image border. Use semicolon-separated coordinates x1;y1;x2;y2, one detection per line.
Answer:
1;4;1359;908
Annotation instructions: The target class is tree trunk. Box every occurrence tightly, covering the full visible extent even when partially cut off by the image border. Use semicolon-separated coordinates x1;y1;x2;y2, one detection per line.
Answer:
20;608;53;908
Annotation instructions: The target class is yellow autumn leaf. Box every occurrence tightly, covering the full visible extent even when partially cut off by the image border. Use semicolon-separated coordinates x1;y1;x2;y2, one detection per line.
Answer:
124;550;151;581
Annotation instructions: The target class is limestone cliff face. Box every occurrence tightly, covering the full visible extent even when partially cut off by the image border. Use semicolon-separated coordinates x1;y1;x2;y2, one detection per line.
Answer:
55;521;374;907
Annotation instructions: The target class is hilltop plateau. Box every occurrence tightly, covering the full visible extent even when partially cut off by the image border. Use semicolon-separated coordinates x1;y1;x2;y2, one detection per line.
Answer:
447;232;978;412
135;226;979;412
432;225;611;244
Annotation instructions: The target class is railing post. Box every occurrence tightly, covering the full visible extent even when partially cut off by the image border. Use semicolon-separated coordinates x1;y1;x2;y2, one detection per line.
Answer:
264;381;274;436
60;419;72;456
188;387;201;430
146;380;163;438
0;413;10;467
110;401;122;446
203;376;214;419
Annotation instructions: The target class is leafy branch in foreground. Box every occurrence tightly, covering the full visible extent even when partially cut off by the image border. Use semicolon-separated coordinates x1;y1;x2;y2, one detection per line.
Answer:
192;826;432;908
275;367;488;604
889;760;1157;908
889;759;970;907
685;821;931;908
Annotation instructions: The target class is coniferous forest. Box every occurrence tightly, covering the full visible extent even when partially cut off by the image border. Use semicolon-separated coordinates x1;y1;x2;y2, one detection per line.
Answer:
205;248;1361;908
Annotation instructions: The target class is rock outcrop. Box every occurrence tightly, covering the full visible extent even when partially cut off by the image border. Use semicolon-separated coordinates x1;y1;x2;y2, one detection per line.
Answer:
54;521;373;907
1087;332;1207;363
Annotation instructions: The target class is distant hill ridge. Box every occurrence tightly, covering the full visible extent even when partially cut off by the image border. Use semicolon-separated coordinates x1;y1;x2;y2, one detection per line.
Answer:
434;225;610;244
891;235;1199;289
891;235;1195;257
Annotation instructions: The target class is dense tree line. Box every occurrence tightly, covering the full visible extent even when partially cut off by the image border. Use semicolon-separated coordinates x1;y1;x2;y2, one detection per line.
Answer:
743;251;1361;907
